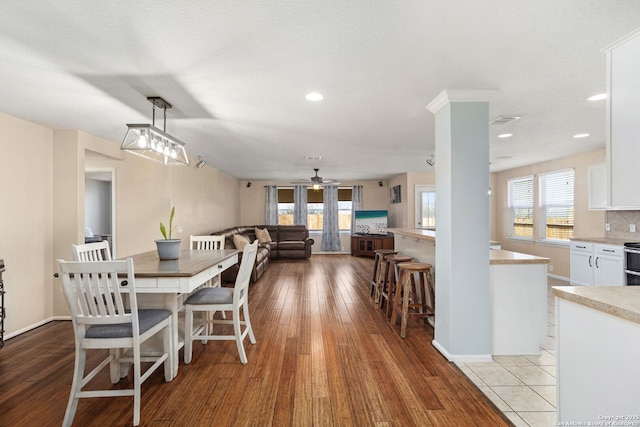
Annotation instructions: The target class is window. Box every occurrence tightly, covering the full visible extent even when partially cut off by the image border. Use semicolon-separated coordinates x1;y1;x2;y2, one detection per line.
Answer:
415;185;436;228
508;176;533;239
277;188;352;230
540;169;574;242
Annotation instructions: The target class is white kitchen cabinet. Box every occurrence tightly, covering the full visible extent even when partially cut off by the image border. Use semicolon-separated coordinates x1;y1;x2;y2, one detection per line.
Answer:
555;290;640;421
587;163;609;210
606;29;640;209
569;241;624;286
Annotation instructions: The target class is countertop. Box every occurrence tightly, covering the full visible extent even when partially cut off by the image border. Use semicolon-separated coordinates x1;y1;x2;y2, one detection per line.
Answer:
387;228;436;240
490;250;549;265
388;228;548;265
570;237;629;246
553;286;640;325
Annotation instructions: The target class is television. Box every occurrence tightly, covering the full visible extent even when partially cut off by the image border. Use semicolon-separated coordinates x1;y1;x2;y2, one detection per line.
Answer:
354;210;388;235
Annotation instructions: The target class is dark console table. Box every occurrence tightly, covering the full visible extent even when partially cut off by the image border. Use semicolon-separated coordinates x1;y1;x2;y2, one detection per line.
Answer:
351;234;394;257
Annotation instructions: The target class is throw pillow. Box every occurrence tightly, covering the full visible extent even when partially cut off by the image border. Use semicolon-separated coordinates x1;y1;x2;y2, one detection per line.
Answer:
255;227;272;244
232;234;251;251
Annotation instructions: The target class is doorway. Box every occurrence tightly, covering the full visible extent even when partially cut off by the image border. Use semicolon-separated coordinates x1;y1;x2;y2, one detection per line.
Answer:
85;168;116;258
415;185;436;229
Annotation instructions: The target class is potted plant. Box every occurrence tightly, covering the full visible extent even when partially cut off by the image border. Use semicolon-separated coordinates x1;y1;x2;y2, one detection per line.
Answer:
155;206;182;260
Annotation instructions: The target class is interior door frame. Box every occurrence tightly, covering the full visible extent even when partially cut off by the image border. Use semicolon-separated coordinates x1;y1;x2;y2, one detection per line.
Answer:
84;167;117;258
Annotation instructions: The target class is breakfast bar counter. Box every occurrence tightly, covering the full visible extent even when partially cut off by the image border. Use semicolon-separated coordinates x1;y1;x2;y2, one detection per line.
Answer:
553;285;640;422
388;228;549;355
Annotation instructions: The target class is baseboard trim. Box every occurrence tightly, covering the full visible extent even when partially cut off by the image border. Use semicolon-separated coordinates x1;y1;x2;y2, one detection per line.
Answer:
547;273;569;282
5;316;70;340
432;339;493;364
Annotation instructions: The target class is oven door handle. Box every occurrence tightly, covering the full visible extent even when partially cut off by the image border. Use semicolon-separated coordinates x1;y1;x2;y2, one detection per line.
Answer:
625;269;640;277
624;248;640;255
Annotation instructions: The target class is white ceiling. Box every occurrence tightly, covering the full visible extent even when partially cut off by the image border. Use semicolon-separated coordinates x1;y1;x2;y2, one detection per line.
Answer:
1;1;640;182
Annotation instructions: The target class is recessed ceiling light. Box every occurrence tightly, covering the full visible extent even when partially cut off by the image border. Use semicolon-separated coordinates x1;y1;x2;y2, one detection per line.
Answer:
573;133;590;138
497;133;513;138
587;93;607;101
305;92;324;101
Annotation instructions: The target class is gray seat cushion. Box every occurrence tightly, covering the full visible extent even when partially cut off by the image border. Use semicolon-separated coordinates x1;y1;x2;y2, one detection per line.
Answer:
85;309;171;339
185;286;233;305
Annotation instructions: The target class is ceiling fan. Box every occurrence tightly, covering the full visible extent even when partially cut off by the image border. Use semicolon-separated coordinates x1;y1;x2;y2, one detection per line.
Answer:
291;168;340;189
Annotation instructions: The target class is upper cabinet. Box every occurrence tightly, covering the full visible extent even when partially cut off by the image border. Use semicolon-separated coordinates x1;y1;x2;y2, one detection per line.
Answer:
606;29;640;209
588;163;609;210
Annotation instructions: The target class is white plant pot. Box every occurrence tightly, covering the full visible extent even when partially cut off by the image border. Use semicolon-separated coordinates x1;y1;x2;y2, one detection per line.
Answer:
155;239;182;260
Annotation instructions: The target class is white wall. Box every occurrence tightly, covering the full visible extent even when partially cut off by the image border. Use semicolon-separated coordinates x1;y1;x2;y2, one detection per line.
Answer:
0;112;54;336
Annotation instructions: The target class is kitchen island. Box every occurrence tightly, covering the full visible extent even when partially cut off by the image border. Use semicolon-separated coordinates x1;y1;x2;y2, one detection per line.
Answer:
553;286;640;422
388;228;549;355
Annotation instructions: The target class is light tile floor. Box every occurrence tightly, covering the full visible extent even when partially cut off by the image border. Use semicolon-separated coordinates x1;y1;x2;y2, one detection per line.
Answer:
456;277;566;427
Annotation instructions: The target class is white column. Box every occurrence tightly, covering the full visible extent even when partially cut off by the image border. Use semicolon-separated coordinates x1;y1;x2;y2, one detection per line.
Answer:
427;89;495;363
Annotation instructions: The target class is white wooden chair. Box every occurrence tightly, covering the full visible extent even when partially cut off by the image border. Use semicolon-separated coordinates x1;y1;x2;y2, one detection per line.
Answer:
190;235;225;250
71;241;112;261
57;258;174;427
190;235;225;285
190;235;226;325
183;240;258;364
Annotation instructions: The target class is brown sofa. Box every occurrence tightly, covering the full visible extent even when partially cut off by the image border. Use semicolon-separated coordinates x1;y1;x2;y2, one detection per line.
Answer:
212;225;314;283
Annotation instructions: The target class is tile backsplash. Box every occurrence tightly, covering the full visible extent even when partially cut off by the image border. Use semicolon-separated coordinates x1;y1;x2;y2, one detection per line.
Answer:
605;210;640;241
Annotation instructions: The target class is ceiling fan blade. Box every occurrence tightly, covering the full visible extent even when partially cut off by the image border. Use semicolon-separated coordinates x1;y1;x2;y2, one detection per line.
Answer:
290;169;340;186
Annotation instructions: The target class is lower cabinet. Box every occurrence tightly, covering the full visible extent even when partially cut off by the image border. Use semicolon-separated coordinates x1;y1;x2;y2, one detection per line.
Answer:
350;234;394;257
569;241;624;286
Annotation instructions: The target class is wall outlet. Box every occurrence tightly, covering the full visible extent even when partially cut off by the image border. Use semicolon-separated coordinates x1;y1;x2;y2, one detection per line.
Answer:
631;224;637;233
549;265;554;272
605;223;611;231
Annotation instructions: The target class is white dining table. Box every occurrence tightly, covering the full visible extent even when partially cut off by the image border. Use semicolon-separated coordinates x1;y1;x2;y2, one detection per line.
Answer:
123;248;239;378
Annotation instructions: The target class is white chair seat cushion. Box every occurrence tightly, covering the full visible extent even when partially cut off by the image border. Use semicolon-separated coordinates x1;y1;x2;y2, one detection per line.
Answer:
85;309;172;339
185;286;234;305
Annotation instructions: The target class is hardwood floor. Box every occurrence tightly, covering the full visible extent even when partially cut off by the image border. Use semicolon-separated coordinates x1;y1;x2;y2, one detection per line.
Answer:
0;255;510;426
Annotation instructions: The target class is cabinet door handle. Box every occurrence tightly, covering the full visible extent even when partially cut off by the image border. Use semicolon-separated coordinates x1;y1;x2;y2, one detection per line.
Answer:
595;257;599;269
577;245;587;249
602;249;615;253
588;255;592;267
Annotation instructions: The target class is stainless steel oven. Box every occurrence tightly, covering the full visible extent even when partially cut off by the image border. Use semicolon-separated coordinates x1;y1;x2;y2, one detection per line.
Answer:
624;243;640;285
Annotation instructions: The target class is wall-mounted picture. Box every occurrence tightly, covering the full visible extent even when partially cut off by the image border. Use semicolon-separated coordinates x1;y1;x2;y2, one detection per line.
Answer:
390;185;401;204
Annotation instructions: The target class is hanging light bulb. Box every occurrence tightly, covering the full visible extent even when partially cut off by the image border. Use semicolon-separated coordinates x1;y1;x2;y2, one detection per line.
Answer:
136;130;147;148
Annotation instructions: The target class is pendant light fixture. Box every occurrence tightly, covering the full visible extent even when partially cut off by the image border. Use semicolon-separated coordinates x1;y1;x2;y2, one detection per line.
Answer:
121;96;189;165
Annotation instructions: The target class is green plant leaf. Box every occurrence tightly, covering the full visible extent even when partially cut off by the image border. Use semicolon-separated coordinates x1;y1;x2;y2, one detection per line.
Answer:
168;206;175;239
160;222;168;240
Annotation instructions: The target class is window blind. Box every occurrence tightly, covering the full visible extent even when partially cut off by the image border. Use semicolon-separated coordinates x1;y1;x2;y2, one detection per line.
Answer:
511;178;533;207
508;176;533;239
541;169;574;240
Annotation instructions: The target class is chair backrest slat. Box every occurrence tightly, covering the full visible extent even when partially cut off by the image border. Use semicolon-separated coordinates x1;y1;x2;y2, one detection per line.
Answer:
71;241;112;261
190;235;225;250
58;259;135;327
234;240;258;303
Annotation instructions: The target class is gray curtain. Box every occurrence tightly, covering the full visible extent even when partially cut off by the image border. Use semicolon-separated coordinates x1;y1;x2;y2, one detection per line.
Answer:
351;185;363;233
293;185;308;226
265;185;278;225
321;186;341;251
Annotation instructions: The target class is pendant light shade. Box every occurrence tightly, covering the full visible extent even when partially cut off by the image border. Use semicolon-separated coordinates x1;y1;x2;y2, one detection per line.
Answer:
121;97;189;165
